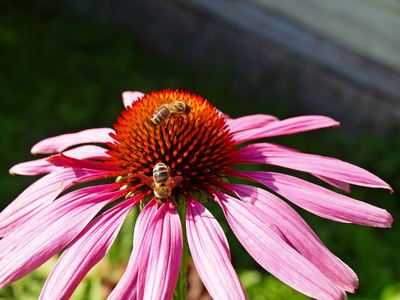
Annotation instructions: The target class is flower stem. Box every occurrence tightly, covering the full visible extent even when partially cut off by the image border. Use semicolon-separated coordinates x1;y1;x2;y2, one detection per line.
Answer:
174;201;188;300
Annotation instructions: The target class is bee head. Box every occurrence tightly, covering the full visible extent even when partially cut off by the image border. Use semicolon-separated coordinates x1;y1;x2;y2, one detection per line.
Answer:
156;197;167;203
184;104;191;115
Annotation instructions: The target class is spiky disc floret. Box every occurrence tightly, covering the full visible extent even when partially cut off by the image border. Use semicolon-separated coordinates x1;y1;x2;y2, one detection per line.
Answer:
106;90;237;203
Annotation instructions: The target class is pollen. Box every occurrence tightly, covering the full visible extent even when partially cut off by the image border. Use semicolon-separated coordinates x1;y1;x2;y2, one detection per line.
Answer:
106;90;237;201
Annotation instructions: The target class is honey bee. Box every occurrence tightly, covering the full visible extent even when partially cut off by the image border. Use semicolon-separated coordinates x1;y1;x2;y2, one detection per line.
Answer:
137;163;183;204
150;101;190;127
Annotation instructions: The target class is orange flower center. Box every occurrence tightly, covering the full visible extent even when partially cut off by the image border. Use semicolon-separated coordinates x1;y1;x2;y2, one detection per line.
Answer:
107;90;237;203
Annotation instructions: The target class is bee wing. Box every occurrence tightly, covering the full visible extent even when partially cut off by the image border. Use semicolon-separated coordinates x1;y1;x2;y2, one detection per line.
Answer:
137;172;155;188
169;176;183;189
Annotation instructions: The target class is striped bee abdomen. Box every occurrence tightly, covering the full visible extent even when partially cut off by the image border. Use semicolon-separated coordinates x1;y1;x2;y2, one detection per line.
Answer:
150;105;171;127
153;163;169;183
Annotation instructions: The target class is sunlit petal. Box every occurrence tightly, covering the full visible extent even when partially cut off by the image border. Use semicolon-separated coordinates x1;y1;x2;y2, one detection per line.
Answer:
40;196;138;299
212;188;346;300
232;115;339;144
0;168;109;237
236;143;392;190
107;198;156;300
0;185;124;289
122;91;145;108
220;182;358;292
31;128;115;154
226;114;278;133
232;170;393;227
186;197;247;299
137;201;183;300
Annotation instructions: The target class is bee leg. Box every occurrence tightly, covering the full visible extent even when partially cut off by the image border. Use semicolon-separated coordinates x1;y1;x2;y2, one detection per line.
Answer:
164;116;171;128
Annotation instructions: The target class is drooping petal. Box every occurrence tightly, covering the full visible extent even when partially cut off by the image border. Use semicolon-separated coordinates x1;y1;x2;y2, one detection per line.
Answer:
232;115;339;144
211;188;346;300
31;128;115;154
236;143;392;191
122;91;145;108
0;184;125;289
39;195;138;300
220;182;358;292
109;199;182;300
236;142;351;192
186;197;247;299
107;249;139;300
9;158;57;176
0;168;109;237
232;170;393;227
10;145;111;176
107;198;155;300
225;114;278;133
137;200;183;300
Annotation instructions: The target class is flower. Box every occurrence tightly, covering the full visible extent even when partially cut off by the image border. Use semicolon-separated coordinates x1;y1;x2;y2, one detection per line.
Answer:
0;89;393;299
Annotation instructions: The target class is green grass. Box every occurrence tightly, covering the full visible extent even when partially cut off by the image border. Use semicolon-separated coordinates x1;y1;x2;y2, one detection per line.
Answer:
1;0;399;299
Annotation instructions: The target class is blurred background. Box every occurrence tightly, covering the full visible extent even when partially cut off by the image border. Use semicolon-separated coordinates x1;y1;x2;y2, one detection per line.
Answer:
1;0;399;299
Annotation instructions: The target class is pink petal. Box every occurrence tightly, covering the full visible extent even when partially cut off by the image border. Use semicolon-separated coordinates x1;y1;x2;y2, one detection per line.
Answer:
60;145;111;161
107;250;139;300
0;184;125;289
107;200;153;300
211;188;346;300
31;128;115;154
217;109;229;119
225;114;278;133
137;200;183;300
232;115;339;144
314;175;351;192
122;91;145;108
10;145;111;176
236;142;392;191
0;168;109;237
232;170;393;227
186;197;247;299
9;158;57;176
220;182;358;292
40;195;138;300
47;153;117;171
108;199;183;300
236;142;351;192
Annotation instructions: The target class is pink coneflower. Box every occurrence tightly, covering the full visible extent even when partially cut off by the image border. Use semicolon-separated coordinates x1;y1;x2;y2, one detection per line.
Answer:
0;90;392;299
